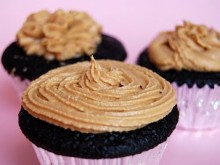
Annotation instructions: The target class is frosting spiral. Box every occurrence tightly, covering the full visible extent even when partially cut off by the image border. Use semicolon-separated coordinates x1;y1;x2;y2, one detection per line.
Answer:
22;57;176;133
16;10;102;61
148;21;220;71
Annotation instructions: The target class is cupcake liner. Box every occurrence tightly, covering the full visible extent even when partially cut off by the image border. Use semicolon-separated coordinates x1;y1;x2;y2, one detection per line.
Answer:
172;83;220;130
32;142;167;165
8;75;30;98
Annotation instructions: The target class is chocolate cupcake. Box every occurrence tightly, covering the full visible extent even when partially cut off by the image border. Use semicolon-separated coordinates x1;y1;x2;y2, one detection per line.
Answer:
2;10;127;98
19;57;178;165
137;21;220;130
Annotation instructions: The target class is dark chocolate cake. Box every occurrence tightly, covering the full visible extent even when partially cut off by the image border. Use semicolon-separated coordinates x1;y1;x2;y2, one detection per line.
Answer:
19;106;178;159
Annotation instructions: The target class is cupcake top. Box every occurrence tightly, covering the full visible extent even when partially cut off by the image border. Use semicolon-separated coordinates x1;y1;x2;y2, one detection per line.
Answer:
17;9;102;61
22;57;176;133
148;21;220;72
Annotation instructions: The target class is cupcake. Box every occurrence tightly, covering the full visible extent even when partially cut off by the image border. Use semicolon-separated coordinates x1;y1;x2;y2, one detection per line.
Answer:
137;21;220;130
19;56;178;165
2;9;127;98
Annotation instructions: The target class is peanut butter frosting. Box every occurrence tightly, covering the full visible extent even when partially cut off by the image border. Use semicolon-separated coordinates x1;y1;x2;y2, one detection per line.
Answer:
16;10;102;60
22;57;176;133
148;21;220;71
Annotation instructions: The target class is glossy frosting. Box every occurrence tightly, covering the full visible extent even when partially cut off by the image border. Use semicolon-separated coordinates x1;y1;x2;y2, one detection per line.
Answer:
17;10;102;61
148;21;220;71
22;57;176;133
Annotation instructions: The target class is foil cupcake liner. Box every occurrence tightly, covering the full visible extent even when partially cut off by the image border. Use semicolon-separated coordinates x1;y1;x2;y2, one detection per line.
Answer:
32;142;167;165
172;83;220;130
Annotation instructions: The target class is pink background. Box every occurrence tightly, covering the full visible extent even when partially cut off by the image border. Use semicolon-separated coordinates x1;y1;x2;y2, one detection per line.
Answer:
1;0;220;164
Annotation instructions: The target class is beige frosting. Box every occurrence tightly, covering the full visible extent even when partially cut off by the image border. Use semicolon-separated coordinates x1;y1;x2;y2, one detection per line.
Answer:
16;10;102;60
22;57;176;133
148;21;220;71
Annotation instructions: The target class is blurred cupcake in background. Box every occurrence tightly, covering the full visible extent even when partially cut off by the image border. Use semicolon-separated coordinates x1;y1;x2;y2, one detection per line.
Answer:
137;21;220;130
1;9;127;98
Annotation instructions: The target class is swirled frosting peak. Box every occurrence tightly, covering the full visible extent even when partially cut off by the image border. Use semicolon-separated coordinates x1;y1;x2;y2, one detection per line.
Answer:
22;57;176;133
148;21;220;71
16;9;102;61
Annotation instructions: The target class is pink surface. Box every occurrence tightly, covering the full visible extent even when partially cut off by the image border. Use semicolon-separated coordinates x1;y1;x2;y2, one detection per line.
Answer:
1;1;220;165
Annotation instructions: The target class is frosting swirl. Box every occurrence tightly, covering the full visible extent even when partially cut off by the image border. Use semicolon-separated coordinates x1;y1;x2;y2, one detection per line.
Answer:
16;10;102;61
148;21;220;71
22;57;176;133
